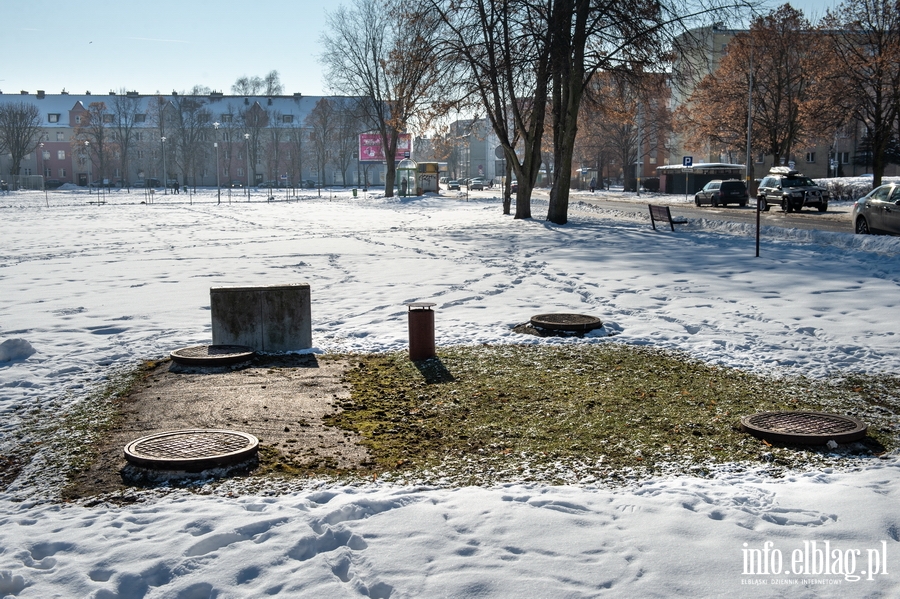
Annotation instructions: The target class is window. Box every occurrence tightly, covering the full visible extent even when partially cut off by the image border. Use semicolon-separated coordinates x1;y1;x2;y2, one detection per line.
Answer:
221;114;233;122
44;167;51;177
42;151;50;160
25;153;32;160
57;150;66;160
48;113;60;123
283;115;294;123
755;153;764;163
102;114;114;123
56;132;65;141
839;152;850;164
58;168;66;177
135;114;146;123
75;116;81;124
138;150;144;159
135;132;144;141
805;152;815;163
237;167;244;176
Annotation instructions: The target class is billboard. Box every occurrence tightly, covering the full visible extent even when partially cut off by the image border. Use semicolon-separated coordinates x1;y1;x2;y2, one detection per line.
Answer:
359;132;412;162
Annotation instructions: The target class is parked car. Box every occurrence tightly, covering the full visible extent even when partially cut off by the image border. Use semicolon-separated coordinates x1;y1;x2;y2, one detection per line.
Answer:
90;179;115;188
230;180;244;188
44;179;64;189
133;178;161;188
447;180;461;191
694;179;748;207
757;167;828;212
300;179;318;188
852;183;900;235
510;181;518;193
468;178;485;191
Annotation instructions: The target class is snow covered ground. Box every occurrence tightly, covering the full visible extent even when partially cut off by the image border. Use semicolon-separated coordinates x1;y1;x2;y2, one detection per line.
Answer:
1;186;899;597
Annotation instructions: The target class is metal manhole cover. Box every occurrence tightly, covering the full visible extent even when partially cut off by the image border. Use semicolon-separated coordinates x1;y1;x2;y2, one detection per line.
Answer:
170;344;255;366
530;313;603;332
740;411;867;445
124;429;259;471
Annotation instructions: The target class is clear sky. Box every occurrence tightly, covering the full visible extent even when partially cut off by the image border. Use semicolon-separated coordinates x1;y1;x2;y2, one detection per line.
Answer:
0;0;842;100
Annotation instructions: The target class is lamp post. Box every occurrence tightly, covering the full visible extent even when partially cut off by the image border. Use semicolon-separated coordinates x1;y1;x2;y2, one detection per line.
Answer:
244;133;250;200
213;122;221;204
161;136;167;195
40;142;48;206
84;141;91;195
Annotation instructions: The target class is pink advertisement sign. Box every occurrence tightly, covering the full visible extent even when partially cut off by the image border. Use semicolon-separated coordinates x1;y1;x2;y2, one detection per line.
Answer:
359;132;412;162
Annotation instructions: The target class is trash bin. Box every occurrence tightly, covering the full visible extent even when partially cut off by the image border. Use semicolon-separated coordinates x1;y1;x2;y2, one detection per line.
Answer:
406;302;436;361
352;188;358;197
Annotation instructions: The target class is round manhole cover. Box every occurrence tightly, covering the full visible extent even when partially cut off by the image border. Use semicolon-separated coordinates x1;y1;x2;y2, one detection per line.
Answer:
170;344;255;366
740;412;867;445
530;313;603;332
124;429;259;471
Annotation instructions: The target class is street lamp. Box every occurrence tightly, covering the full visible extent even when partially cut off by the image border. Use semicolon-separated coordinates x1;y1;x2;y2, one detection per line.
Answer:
213;122;221;204
244;132;250;200
40;142;48;206
84;140;91;194
161;136;167;195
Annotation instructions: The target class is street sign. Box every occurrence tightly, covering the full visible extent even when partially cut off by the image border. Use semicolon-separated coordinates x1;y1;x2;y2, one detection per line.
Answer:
682;156;693;167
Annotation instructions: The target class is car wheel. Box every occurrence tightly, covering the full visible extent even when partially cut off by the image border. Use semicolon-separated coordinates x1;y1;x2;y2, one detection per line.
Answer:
855;216;870;234
759;197;769;212
739;200;747;207
694;195;701;206
818;203;828;212
782;198;793;213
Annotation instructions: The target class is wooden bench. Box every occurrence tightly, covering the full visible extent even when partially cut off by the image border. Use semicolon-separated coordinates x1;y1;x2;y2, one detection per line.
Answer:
648;204;687;231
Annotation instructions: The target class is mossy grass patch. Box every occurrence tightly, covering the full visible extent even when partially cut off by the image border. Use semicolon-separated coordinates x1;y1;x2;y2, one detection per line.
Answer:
327;344;900;485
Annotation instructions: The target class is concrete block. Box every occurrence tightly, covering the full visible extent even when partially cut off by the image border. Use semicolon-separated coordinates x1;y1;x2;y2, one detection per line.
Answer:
210;284;311;352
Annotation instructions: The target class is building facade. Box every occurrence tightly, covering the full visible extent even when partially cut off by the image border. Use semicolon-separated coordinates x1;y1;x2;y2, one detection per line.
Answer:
0;90;377;188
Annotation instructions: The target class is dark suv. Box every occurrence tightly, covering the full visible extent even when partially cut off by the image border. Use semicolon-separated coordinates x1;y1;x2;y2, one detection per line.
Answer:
757;167;828;212
694;179;748;207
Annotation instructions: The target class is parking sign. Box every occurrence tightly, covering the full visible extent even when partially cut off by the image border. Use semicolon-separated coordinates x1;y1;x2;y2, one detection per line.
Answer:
683;156;693;167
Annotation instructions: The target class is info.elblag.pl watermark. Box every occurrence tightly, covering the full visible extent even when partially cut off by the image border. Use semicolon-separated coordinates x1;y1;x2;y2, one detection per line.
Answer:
741;540;890;585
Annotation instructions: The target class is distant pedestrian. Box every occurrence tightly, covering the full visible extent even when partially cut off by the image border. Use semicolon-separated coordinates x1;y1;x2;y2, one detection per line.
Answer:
0;180;8;194
174;181;180;194
589;177;596;192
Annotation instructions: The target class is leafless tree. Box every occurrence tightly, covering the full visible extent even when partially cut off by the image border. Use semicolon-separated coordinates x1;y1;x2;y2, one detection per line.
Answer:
321;0;445;196
170;92;213;188
73;101;116;183
0;101;43;177
109;91;143;187
232;70;284;96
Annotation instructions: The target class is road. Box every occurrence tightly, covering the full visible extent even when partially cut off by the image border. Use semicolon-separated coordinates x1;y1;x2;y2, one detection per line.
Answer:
571;193;854;234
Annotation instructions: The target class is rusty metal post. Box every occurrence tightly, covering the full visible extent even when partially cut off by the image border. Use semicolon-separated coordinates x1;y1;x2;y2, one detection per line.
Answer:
406;302;436;361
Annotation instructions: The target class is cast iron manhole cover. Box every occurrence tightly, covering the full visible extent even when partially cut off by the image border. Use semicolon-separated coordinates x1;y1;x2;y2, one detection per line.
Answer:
124;429;259;471
170;344;255;366
530;313;603;332
740;411;867;445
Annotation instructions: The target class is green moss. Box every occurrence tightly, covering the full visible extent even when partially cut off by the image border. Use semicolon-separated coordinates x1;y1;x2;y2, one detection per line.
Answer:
326;345;900;484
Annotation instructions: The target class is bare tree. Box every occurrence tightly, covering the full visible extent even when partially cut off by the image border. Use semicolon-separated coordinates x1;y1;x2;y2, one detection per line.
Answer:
821;0;900;187
0;101;43;177
73;101;116;184
170;93;212;188
431;0;550;218
306;98;337;184
332;98;367;185
322;0;444;197
109;92;143;187
231;70;284;96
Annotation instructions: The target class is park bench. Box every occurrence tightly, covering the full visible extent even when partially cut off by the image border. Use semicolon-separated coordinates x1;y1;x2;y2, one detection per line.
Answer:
648;204;687;231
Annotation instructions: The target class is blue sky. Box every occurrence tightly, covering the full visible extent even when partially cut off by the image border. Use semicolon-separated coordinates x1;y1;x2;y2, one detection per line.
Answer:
1;0;840;99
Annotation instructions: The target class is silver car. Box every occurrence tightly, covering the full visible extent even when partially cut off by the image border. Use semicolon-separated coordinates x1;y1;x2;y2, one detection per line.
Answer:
852;183;900;235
